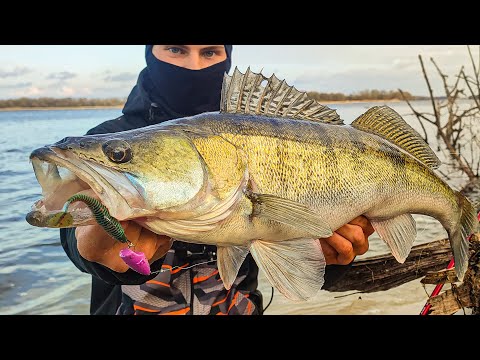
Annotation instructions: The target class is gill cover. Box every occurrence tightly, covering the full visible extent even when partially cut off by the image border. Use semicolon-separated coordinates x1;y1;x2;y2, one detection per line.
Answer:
126;132;207;211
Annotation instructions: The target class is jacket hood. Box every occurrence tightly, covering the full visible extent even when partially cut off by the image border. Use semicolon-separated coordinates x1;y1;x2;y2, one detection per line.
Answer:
122;45;233;125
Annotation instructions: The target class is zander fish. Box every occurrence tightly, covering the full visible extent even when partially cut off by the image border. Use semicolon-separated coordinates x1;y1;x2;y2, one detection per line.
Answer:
26;68;478;301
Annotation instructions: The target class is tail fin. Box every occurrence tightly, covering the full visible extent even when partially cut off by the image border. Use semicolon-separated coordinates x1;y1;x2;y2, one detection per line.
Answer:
451;192;478;281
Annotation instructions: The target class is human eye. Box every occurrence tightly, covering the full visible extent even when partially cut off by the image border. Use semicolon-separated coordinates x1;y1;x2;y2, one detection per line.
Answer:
166;46;186;55
202;50;215;58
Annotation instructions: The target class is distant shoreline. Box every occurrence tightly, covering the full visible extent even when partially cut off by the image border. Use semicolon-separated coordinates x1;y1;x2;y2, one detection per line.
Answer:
0;105;124;112
0;99;405;112
322;99;403;105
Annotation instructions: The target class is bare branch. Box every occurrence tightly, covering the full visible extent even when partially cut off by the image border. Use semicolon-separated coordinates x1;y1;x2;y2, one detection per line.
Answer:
437;169;452;181
458;107;479;119
420;55;441;125
453;117;463;146
431;57;452;98
398;89;431;141
468;45;479;80
470;133;475;169
453;66;465;91
462;70;480;108
403;50;479;185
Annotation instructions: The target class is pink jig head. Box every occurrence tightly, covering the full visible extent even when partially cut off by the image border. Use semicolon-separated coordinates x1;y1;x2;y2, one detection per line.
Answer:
119;248;151;275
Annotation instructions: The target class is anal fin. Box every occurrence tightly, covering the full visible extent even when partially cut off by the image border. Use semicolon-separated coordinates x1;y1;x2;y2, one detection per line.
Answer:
370;214;417;263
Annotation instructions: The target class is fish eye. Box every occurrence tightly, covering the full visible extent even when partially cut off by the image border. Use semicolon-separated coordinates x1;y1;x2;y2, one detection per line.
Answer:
102;140;132;164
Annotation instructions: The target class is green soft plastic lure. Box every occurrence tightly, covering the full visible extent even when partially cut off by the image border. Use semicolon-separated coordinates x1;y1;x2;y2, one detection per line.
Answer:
61;194;129;243
50;194;151;275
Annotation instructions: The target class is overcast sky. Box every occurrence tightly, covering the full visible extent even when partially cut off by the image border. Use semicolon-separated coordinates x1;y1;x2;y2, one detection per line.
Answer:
0;45;477;99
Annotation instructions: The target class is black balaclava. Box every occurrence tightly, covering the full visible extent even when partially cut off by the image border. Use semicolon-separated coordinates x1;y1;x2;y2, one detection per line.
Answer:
142;45;232;117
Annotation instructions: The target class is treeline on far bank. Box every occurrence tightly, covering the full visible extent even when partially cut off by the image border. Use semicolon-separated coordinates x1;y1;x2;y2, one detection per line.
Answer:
0;90;420;109
306;89;418;102
0;97;126;108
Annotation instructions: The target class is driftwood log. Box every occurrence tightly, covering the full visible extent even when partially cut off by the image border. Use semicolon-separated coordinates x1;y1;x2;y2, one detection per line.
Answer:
322;233;480;315
422;234;480;315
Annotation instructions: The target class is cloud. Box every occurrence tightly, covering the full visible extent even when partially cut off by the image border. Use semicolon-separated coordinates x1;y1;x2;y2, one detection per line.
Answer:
0;66;32;78
0;84;122;99
79;87;93;96
46;71;77;81
283;66;439;97
90;85;132;98
0;82;32;89
13;86;44;97
104;72;137;82
392;58;418;71
60;86;75;96
9;85;91;98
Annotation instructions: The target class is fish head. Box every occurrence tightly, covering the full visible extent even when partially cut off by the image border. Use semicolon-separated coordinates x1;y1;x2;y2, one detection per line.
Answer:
26;128;207;228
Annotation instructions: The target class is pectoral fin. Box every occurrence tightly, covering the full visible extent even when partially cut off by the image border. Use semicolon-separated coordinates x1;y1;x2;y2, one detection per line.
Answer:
248;192;333;238
249;238;326;301
370;214;417;263
217;246;250;290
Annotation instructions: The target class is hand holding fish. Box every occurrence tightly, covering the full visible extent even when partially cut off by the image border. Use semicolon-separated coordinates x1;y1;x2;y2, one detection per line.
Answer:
76;221;172;273
320;215;374;265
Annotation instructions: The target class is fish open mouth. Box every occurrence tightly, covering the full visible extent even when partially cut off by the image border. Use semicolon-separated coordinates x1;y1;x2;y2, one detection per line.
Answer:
26;146;148;228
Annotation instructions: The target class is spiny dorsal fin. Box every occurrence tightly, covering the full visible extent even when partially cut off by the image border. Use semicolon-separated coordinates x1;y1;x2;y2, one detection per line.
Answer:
220;67;343;125
351;106;442;169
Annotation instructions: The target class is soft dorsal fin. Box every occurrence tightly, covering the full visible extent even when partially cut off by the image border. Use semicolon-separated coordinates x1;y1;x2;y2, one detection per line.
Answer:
220;67;343;125
351;106;441;169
